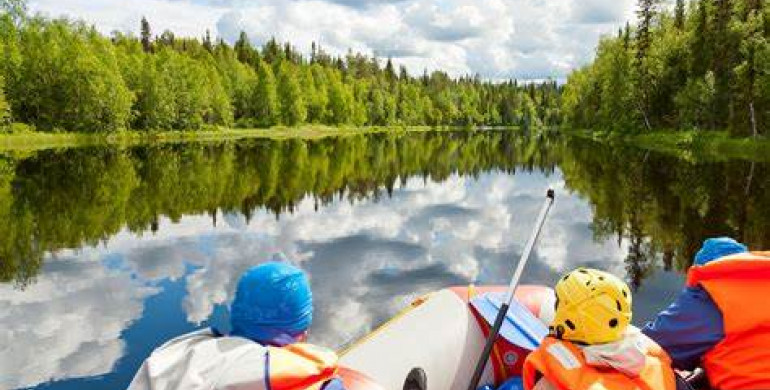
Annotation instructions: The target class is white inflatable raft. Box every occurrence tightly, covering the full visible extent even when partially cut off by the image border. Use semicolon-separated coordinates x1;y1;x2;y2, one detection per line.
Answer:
337;285;554;390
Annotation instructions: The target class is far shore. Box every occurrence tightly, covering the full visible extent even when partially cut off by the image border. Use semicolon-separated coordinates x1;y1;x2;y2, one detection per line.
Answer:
564;128;770;162
0;125;490;152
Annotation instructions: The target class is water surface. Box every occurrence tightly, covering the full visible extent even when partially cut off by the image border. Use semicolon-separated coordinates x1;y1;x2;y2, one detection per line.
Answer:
1;131;768;390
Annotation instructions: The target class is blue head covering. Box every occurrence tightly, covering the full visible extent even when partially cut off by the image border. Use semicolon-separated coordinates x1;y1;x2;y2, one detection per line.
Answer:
230;262;313;346
694;237;748;266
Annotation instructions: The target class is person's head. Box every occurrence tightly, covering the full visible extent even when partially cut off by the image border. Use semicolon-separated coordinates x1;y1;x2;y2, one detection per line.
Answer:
551;268;632;345
694;237;748;266
230;262;313;346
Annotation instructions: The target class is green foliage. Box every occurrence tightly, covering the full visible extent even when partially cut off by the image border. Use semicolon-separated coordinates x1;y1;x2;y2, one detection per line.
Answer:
11;20;133;132
0;75;9;131
0;11;561;132
278;62;307;125
253;61;280;127
564;0;770;136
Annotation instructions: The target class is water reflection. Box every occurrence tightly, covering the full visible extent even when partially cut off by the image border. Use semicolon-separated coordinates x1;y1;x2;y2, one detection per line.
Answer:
0;131;768;390
560;137;770;288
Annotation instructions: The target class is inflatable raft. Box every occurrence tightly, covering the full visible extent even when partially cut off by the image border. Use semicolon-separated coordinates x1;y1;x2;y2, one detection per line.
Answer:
337;285;555;390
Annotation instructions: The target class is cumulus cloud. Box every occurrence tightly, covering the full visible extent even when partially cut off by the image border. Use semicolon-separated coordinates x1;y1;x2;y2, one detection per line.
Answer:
28;0;637;79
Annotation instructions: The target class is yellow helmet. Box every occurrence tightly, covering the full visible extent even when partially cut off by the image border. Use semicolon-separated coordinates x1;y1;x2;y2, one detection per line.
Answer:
551;268;632;345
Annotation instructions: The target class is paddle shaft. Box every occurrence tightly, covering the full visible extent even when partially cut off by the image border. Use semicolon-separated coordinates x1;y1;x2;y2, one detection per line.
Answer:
466;189;555;390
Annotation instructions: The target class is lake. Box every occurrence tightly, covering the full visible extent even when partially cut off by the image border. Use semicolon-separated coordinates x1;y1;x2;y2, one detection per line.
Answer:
1;130;768;390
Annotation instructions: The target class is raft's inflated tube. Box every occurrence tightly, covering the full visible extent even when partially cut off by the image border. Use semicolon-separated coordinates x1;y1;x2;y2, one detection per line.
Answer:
340;285;554;390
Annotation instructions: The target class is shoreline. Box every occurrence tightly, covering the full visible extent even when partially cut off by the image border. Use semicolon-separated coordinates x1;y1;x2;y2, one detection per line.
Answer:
564;128;770;162
0;125;479;152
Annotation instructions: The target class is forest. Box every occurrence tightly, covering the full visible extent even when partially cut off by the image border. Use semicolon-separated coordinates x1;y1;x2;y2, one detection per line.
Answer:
0;1;560;133
3;0;769;136
563;0;770;136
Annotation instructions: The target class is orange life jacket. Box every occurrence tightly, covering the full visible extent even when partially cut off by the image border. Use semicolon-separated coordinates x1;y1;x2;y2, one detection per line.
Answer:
686;251;770;390
268;343;340;390
522;336;676;390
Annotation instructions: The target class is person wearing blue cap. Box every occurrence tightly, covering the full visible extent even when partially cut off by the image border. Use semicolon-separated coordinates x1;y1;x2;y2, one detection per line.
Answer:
127;262;347;390
643;237;770;390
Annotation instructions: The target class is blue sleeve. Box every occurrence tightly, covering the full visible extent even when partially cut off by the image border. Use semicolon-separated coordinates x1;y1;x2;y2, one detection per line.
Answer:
642;286;724;371
322;378;347;390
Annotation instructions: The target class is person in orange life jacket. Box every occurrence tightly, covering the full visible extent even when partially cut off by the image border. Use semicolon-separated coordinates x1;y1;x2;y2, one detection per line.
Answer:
127;261;346;390
643;237;770;390
522;268;681;390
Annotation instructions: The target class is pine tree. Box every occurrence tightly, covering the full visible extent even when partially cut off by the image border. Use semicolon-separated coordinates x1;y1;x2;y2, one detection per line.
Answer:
634;0;660;129
624;21;631;49
140;17;152;53
635;0;658;67
262;38;283;64
203;30;213;52
399;65;409;81
234;31;258;67
675;0;685;29
384;58;396;83
158;30;175;47
712;0;734;127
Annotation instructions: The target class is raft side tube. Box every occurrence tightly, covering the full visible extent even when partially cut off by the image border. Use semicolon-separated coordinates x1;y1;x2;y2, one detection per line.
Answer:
339;285;553;390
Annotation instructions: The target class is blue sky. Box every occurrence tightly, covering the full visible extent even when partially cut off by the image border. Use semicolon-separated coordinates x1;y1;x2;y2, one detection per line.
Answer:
28;0;637;80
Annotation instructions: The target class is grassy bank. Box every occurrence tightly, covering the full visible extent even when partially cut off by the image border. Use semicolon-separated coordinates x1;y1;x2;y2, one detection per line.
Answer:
0;125;470;152
565;128;770;162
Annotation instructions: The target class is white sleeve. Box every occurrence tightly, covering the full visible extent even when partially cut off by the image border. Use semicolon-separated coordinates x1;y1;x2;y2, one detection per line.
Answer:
532;377;559;390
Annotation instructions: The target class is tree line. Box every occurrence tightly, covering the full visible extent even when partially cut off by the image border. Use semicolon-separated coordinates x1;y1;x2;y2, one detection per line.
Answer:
0;2;561;133
562;0;769;136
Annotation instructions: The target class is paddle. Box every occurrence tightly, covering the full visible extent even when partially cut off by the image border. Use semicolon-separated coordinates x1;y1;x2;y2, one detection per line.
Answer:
466;189;555;390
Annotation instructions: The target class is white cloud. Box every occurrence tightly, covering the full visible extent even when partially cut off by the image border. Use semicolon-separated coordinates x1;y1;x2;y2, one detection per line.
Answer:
572;0;632;24
28;0;637;79
29;0;228;37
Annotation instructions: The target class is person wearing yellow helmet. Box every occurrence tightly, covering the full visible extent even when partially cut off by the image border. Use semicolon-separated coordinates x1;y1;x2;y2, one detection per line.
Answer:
549;268;632;345
522;268;680;390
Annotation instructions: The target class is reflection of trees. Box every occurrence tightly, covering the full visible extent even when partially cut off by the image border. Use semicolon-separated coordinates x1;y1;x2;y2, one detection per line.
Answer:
560;137;770;288
0;131;560;287
3;132;768;289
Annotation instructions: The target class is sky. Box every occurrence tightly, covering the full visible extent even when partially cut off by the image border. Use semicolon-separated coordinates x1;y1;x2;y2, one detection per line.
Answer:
26;0;638;80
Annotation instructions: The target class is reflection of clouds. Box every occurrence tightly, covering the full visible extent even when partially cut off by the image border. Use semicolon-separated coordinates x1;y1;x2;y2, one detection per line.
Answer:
110;170;636;347
0;254;157;390
2;169;656;389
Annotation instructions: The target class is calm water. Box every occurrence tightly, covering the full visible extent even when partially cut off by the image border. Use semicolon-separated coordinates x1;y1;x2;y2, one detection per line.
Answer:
1;131;768;390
